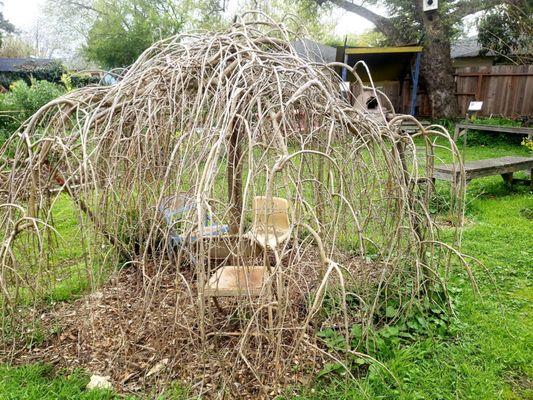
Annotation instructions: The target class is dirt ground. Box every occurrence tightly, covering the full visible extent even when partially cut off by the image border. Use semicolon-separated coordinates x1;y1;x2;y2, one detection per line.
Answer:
7;249;381;398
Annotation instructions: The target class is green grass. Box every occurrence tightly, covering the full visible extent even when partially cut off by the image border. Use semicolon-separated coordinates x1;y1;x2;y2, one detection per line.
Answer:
299;144;533;399
1;141;531;399
303;190;532;399
0;364;123;399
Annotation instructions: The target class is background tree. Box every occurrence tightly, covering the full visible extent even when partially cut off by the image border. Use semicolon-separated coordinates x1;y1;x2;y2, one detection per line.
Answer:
0;36;35;58
22;19;62;59
326;29;387;47
478;2;532;65
311;0;524;118
85;0;188;68
0;1;15;46
42;0;98;69
44;0;228;68
243;0;336;42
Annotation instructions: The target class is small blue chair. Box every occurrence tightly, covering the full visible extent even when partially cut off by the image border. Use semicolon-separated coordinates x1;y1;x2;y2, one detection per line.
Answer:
159;193;229;259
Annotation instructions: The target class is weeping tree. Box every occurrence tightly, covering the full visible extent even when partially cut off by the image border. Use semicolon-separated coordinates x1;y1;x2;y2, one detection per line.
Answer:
312;0;524;118
0;14;468;397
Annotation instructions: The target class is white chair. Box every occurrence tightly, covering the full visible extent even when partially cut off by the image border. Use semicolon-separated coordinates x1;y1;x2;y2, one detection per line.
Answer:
246;196;291;249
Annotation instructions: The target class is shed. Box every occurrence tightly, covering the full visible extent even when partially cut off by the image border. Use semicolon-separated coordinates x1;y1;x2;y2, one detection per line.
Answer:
451;37;495;68
335;45;429;116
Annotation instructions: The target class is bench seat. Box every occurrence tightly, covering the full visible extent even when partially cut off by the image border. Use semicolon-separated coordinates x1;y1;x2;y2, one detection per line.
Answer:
433;156;533;185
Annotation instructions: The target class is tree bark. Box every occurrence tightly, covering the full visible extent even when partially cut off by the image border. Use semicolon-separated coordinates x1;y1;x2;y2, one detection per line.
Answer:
227;123;243;235
416;0;459;118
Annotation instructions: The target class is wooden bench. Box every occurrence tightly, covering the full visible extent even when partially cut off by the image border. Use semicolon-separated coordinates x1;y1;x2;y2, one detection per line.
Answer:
454;123;533;142
433;156;533;188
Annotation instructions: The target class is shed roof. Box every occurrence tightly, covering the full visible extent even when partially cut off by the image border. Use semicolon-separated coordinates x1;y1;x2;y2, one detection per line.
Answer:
345;46;423;55
291;38;336;64
0;58;57;72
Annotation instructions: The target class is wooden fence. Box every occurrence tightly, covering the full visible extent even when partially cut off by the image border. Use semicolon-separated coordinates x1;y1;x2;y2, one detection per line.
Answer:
349;64;533;118
455;65;533;117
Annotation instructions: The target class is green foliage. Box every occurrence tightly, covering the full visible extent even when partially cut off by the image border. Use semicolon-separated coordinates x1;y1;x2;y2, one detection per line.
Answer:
70;72;101;88
326;29;388;47
315;291;453;380
85;0;186;68
0;79;65;142
0;364;126;399
478;3;532;63
0;60;66;89
60;72;99;91
466;117;522;146
520;138;533;152
436;117;525;146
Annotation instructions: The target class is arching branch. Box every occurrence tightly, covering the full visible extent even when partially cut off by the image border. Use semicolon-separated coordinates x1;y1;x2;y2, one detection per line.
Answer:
319;0;402;40
451;0;520;20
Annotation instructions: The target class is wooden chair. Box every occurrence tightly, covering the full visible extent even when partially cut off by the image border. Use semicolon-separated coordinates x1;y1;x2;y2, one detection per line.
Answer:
246;196;291;249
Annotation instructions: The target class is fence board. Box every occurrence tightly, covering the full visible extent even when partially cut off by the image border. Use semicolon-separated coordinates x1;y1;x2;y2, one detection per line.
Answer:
455;65;533;117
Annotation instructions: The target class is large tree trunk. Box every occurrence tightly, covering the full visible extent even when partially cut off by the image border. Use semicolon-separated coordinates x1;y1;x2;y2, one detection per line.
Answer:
417;1;460;118
324;0;461;119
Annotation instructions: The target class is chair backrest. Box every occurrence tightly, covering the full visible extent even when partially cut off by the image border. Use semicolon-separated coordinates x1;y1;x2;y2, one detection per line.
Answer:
252;196;290;232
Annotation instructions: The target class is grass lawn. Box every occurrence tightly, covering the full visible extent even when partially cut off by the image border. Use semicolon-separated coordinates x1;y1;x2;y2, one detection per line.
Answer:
1;140;531;399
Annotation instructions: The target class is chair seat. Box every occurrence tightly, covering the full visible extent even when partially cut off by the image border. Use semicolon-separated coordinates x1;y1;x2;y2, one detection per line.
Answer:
204;265;267;297
245;228;291;249
196;235;262;260
246;196;291;249
169;224;229;246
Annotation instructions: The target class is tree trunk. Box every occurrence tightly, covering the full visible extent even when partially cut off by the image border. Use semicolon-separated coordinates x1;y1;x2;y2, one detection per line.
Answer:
417;1;460;118
227;123;243;235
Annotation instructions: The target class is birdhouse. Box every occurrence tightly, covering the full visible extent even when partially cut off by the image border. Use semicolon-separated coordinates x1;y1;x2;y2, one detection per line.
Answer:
423;0;438;12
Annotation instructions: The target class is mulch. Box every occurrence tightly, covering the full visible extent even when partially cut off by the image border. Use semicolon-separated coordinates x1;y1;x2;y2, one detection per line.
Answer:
6;248;383;398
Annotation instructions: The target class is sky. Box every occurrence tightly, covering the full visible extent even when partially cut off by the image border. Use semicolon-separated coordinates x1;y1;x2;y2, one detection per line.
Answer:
3;0;45;30
3;0;376;35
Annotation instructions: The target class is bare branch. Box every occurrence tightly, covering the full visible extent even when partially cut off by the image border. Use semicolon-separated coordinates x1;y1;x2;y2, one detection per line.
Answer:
320;0;402;40
451;0;517;20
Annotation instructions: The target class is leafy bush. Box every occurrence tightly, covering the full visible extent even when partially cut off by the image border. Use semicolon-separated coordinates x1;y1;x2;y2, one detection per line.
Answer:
521;138;533;152
436;117;525;147
0;79;65;143
61;72;100;91
0;60;66;88
466;118;523;146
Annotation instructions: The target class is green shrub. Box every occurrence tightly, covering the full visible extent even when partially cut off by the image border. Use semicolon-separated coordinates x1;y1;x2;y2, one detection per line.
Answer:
0;60;65;88
466;117;523;146
436;117;524;147
0;79;65;143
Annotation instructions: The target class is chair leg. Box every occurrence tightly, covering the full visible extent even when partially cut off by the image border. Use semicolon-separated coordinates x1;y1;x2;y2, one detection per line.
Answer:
212;297;224;313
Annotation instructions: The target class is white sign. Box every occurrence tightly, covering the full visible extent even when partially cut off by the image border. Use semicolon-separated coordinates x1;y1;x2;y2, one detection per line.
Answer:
468;101;483;111
423;0;438;11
